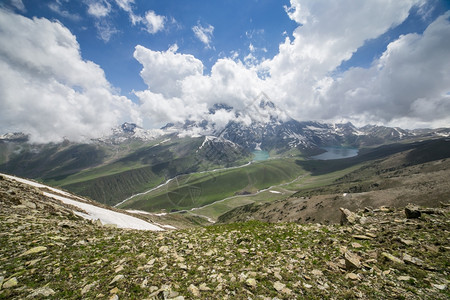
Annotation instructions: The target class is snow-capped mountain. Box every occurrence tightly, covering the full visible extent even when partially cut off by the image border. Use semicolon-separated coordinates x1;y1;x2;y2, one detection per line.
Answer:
94;92;448;154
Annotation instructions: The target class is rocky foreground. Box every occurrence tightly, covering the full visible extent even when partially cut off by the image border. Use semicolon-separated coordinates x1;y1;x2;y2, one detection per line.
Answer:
0;175;449;299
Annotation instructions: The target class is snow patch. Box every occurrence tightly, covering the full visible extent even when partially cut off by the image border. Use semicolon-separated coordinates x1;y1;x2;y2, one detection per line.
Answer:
2;173;164;231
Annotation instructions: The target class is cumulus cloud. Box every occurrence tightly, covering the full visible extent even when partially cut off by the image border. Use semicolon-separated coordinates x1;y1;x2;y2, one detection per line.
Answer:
192;22;214;48
321;11;450;128
261;0;428;123
144;10;166;34
133;0;450;130
0;9;139;142
134;44;269;128
133;44;204;98
87;0;111;18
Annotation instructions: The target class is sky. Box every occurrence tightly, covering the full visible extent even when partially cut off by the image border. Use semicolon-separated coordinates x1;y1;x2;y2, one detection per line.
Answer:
0;0;449;142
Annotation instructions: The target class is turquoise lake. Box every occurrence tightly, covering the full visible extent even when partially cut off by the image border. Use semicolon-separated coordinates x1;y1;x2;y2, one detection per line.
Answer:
311;147;359;160
252;150;270;161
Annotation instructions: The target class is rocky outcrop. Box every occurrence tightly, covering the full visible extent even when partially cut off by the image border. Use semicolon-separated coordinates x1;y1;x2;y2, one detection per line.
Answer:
0;175;449;299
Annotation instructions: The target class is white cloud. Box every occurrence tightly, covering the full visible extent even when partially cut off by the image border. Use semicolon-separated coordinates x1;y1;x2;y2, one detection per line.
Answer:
95;19;119;42
133;45;204;98
262;0;427;122
87;0;111;18
0;9;139;142
48;1;81;21
321;11;450;128
144;10;166;34
133;0;450;130
114;0;133;12
9;0;26;12
192;22;214;48
134;45;268;128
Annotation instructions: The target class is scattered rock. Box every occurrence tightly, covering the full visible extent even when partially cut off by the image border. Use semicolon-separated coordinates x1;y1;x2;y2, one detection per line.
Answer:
398;238;414;246
273;281;286;292
432;284;447;290
340;208;358;225
20;246;47;256
303;283;313;289
109;275;124;285
199;283;211;291
27;286;55;298
352;234;373;240
245;278;257;288
344;251;361;270
402;253;424;267
109;294;119;300
311;269;323;276
188;284;200;297
346;273;359;280
381;252;404;264
405;204;422;219
2;277;18;289
81;281;98;295
351;242;363;249
398;276;413;282
110;287;120;294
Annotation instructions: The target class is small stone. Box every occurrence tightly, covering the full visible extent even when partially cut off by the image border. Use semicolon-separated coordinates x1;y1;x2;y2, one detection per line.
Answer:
20;246;47;256
398;276;413;281
399;238;414;246
303;283;313;289
178;263;187;270
246;278;257;288
432;284;447;290
381;252;404;264
28;286;55;297
110;287;120;294
405;204;421;219
402;253;424;267
199;283;210;291
188;284;200;297
2;277;18;289
344;251;361;270
115;265;124;273
159;246;169;253
379;206;391;212
21;200;36;209
109;295;119;300
351;242;363;249
311;269;323;276
346;273;359;280
110;275;124;285
81;282;97;295
359;216;368;224
352;234;373;240
340;208;358;225
273;281;286;292
93;219;103;226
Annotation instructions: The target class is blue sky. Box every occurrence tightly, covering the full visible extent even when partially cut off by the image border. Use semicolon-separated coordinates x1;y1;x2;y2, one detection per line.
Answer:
12;0;298;100
1;0;450;142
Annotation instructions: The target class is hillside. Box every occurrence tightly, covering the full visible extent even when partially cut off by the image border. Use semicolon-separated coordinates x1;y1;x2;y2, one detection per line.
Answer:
1;173;449;299
218;139;450;225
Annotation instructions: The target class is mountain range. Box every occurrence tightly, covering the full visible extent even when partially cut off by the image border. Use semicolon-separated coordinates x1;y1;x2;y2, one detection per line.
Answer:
1;95;449;213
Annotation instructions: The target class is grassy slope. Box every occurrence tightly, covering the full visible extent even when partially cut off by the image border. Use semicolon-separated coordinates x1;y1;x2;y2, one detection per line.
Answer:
1;183;449;300
119;159;306;212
